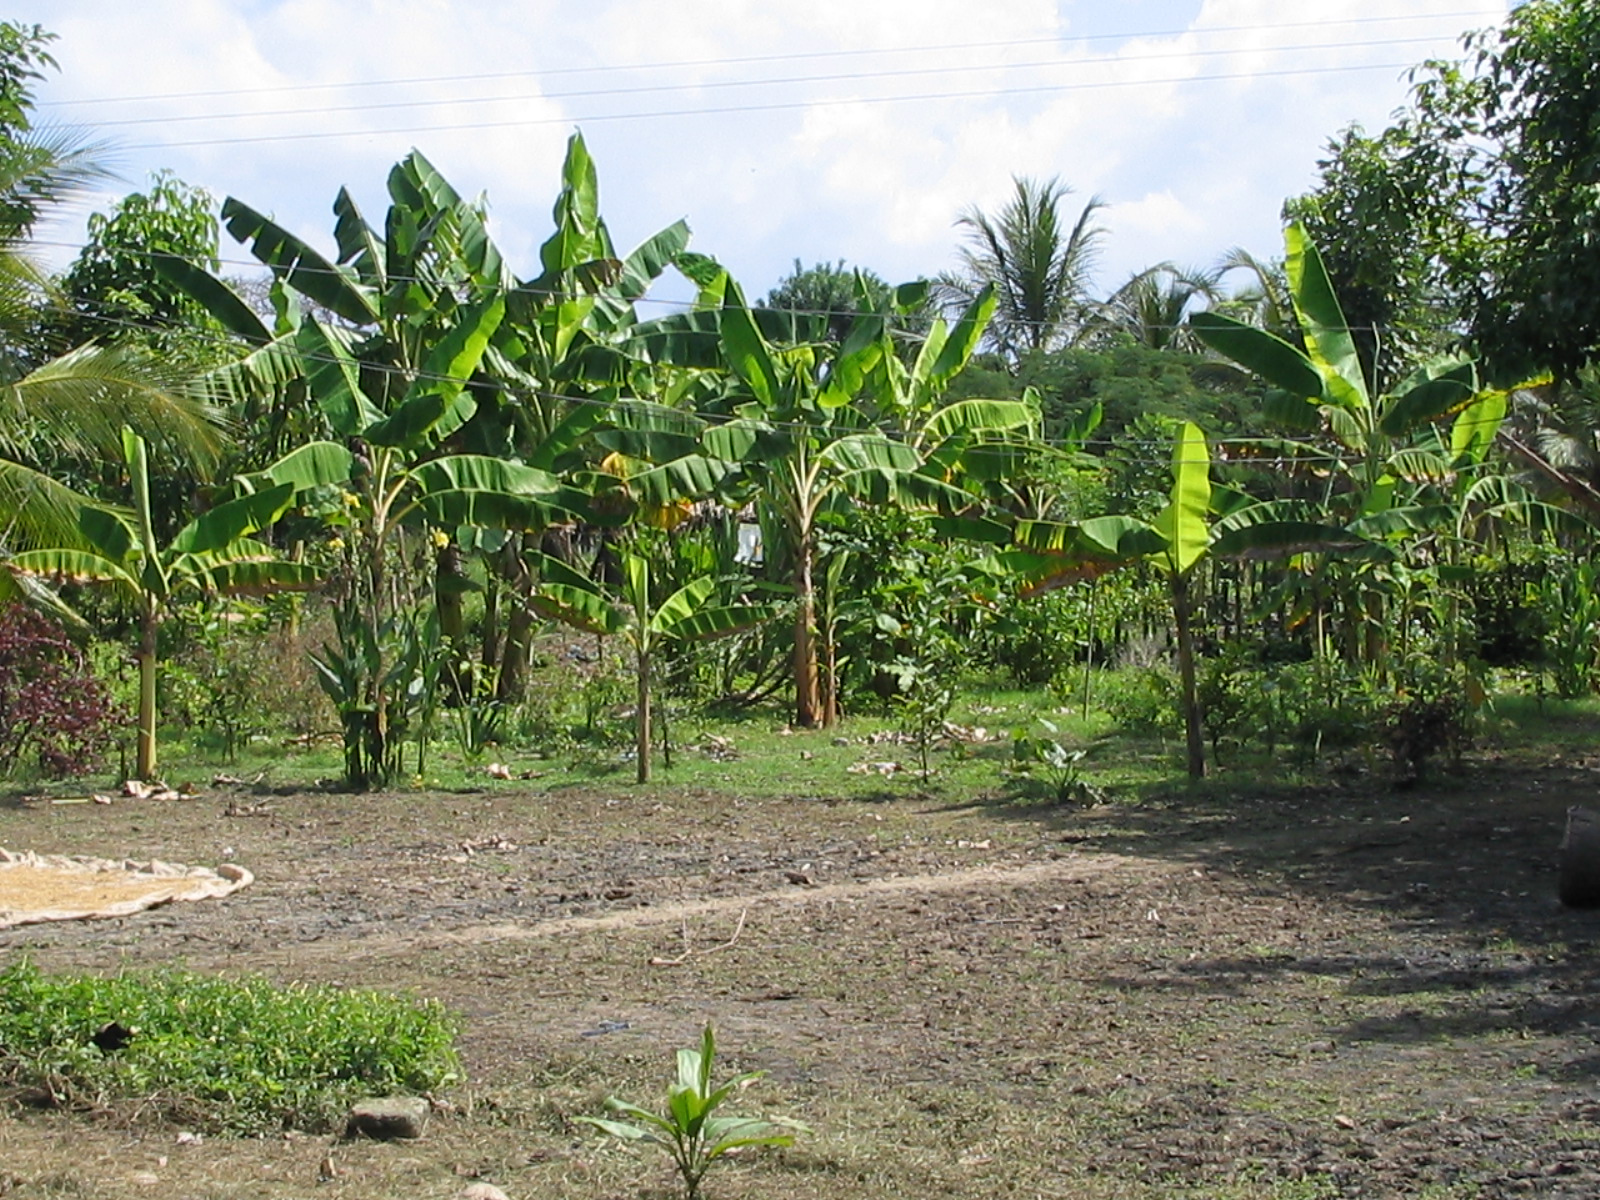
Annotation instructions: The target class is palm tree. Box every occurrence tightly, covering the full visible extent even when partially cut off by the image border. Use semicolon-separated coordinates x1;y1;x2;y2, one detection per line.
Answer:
1212;246;1297;340
937;175;1106;360
0;124;224;555
1092;262;1221;351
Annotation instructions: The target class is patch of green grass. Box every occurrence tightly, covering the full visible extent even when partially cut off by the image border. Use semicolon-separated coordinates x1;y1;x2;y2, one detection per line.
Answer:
0;960;460;1133
55;674;1600;809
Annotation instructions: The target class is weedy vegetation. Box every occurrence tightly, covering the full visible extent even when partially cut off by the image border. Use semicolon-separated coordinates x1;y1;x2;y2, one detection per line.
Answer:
0;960;460;1132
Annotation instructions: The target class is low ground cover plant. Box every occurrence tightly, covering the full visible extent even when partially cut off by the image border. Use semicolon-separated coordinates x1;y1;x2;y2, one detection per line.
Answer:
0;960;460;1132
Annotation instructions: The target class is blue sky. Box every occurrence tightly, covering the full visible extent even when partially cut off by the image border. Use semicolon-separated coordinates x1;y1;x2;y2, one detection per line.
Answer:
22;1;1509;310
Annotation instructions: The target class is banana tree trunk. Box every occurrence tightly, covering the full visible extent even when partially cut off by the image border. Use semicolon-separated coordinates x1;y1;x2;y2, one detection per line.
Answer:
136;605;159;781
496;597;536;704
1171;571;1205;780
793;535;823;728
435;543;469;701
636;644;652;784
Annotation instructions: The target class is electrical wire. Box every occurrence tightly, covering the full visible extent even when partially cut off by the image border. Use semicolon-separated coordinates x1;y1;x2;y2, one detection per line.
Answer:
126;59;1428;151
84;35;1453;130
26;234;1400;338
39;10;1501;110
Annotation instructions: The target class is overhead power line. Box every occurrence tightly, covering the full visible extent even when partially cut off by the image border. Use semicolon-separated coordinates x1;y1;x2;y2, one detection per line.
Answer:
29;235;1369;337
85;35;1451;130
126;59;1425;151
40;10;1500;110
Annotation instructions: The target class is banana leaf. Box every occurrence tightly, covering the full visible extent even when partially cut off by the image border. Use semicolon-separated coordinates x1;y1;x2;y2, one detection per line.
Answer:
223;198;378;326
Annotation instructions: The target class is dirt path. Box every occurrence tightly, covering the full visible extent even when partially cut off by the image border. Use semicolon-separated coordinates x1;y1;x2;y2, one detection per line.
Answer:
3;762;1600;1198
252;850;1160;965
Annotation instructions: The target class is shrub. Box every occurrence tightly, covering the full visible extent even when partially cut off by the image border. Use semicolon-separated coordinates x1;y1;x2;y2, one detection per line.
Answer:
1378;659;1478;779
1100;664;1181;735
0;960;460;1132
161;604;336;758
1262;659;1373;761
0;605;114;778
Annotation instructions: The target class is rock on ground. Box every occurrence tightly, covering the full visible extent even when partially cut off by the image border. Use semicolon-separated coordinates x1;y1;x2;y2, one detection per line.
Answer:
344;1096;429;1140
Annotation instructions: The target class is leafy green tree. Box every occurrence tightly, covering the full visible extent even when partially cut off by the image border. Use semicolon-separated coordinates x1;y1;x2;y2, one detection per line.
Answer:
950;338;1264;443
1301;2;1600;383
937;176;1106;359
57;171;229;365
1286;123;1471;391
1428;0;1600;381
761;259;896;343
0;23;221;561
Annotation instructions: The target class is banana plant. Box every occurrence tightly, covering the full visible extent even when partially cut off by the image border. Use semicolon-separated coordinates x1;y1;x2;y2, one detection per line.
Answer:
162;135;695;721
7;429;317;779
236;410;584;790
985;421;1371;778
528;549;774;782
577;1023;806;1200
1190;220;1487;511
1188;222;1537;672
601;277;1030;728
163;136;693;786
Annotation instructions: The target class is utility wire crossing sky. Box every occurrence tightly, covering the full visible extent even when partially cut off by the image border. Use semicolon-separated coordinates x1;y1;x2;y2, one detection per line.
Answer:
21;1;1509;302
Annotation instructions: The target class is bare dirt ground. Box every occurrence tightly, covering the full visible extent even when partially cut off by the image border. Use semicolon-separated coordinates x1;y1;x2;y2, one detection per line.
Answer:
3;747;1600;1199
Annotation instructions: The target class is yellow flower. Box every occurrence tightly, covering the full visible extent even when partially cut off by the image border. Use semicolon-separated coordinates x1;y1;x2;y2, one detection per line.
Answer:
327;536;345;551
341;490;361;510
431;529;451;549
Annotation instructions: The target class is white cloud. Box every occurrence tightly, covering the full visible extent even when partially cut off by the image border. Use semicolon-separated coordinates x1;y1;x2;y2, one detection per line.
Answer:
18;0;1510;300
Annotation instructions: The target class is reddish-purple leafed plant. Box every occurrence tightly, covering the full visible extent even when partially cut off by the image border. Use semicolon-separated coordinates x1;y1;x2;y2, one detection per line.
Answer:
0;605;114;778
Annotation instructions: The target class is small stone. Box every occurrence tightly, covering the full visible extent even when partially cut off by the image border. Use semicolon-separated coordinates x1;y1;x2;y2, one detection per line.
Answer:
459;1185;511;1200
345;1096;429;1140
831;736;850;747
128;1172;161;1187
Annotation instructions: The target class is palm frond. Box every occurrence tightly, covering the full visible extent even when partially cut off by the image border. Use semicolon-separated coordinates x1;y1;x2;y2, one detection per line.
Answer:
0;458;100;553
946;176;1107;357
1;343;228;475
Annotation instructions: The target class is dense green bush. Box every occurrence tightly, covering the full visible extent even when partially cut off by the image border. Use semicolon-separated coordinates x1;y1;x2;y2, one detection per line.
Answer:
1103;641;1475;778
0;961;460;1132
1537;555;1600;698
1377;656;1479;779
1099;664;1181;735
164;604;333;758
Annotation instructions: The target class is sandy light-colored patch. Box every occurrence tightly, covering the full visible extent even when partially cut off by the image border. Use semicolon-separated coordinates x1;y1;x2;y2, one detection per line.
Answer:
0;849;251;929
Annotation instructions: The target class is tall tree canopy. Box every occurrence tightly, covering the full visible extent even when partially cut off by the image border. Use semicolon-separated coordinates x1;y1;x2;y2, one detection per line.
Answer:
0;21;221;552
57;170;228;365
1295;0;1600;384
937;176;1106;360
